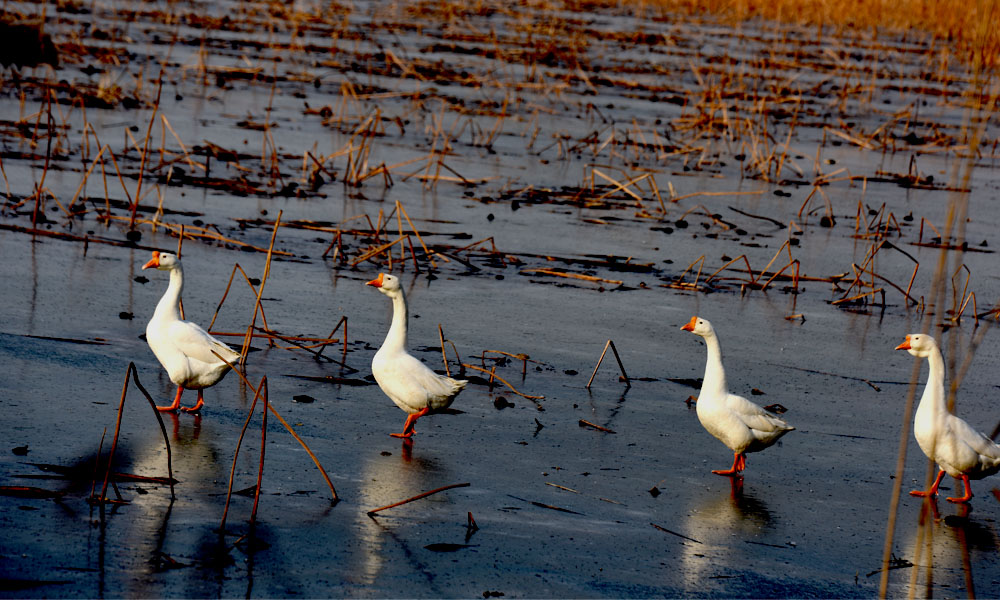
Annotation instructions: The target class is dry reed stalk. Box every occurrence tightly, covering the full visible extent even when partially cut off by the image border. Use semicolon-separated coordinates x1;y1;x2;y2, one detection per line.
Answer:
367;482;470;517
918;217;943;244
210;330;343;347
831;288;885;306
396;201;438;268
250;379;268;525
208;263;271;331
92;363;174;505
321;230;344;261
104;215;292;256
704;255;758;286
0;151;11;200
590;167;648;203
479;350;530;378
350;236;407;267
673;255;706;289
159;115;202;173
461;363;544;401
89;428;107;501
216;353;338;504
675;204;734;231
438;324;450;377
313;316;349;363
221;374;265;531
759;260;800;293
546;482;579;494
585;340;630;389
66;145;109;212
579;420;616;434
30;91;54;228
241;211;282;366
129;75;164;229
520;268;622;286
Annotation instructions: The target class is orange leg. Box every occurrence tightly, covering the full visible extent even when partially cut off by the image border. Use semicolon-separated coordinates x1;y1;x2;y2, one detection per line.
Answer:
946;474;973;503
390;406;430;438
909;469;946;498
181;390;205;413
712;452;746;476
157;387;184;412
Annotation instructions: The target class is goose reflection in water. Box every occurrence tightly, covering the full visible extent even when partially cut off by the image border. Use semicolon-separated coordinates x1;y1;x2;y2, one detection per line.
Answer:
678;477;773;592
900;499;998;598
350;438;448;590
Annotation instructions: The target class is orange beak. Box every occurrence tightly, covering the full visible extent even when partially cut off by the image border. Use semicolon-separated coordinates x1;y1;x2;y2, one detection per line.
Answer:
366;273;385;288
895;335;911;351
142;251;160;270
680;316;697;332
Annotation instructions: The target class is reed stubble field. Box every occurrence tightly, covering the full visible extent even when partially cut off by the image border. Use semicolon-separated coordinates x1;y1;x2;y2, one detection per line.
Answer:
1;0;999;597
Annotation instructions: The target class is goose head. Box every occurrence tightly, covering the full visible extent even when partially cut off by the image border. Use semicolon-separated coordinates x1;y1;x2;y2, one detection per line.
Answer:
366;272;402;297
895;333;937;358
142;251;180;271
680;315;714;337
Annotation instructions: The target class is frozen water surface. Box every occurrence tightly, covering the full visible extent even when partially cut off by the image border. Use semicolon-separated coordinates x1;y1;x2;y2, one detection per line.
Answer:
1;0;999;597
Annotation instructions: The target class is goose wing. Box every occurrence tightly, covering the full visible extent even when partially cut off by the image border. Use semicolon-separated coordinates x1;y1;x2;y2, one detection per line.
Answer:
948;414;1000;462
376;352;465;409
167;320;240;364
726;393;793;434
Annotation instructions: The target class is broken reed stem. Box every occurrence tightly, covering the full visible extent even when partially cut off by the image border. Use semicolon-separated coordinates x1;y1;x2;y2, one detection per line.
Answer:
579;419;616;433
250;379;269;525
586;340;630;389
461;363;544;400
215;351;338;503
760;259;799;292
209;262;261;331
313;316;349;363
396;201;437;268
89;428;107;501
350;236;406;267
96;364;129;504
95;362;174;504
438;324;451;377
221;374;265;532
521;268;622;286
367;482;470;517
126;363;175;498
241;210;282;366
705;254;757;286
480;350;530;378
102;215;293;256
264;402;338;502
31;91;54;227
130;74;164;230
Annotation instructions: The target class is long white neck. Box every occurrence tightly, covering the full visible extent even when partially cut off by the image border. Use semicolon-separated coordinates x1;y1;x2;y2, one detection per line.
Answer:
153;265;183;322
382;289;408;352
700;332;728;399
916;346;946;420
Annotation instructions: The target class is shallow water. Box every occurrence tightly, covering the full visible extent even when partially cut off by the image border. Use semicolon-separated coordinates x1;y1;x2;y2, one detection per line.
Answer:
1;1;1000;597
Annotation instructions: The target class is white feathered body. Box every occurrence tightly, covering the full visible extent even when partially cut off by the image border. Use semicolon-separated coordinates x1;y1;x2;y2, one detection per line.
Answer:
373;347;466;414
912;340;1000;480
697;391;793;455
146;259;240;390
370;276;466;415
690;319;793;455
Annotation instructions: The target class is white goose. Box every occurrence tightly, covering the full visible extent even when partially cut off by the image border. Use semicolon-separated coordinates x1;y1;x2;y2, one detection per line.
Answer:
681;316;794;476
895;334;1000;503
366;273;466;438
142;251;241;412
